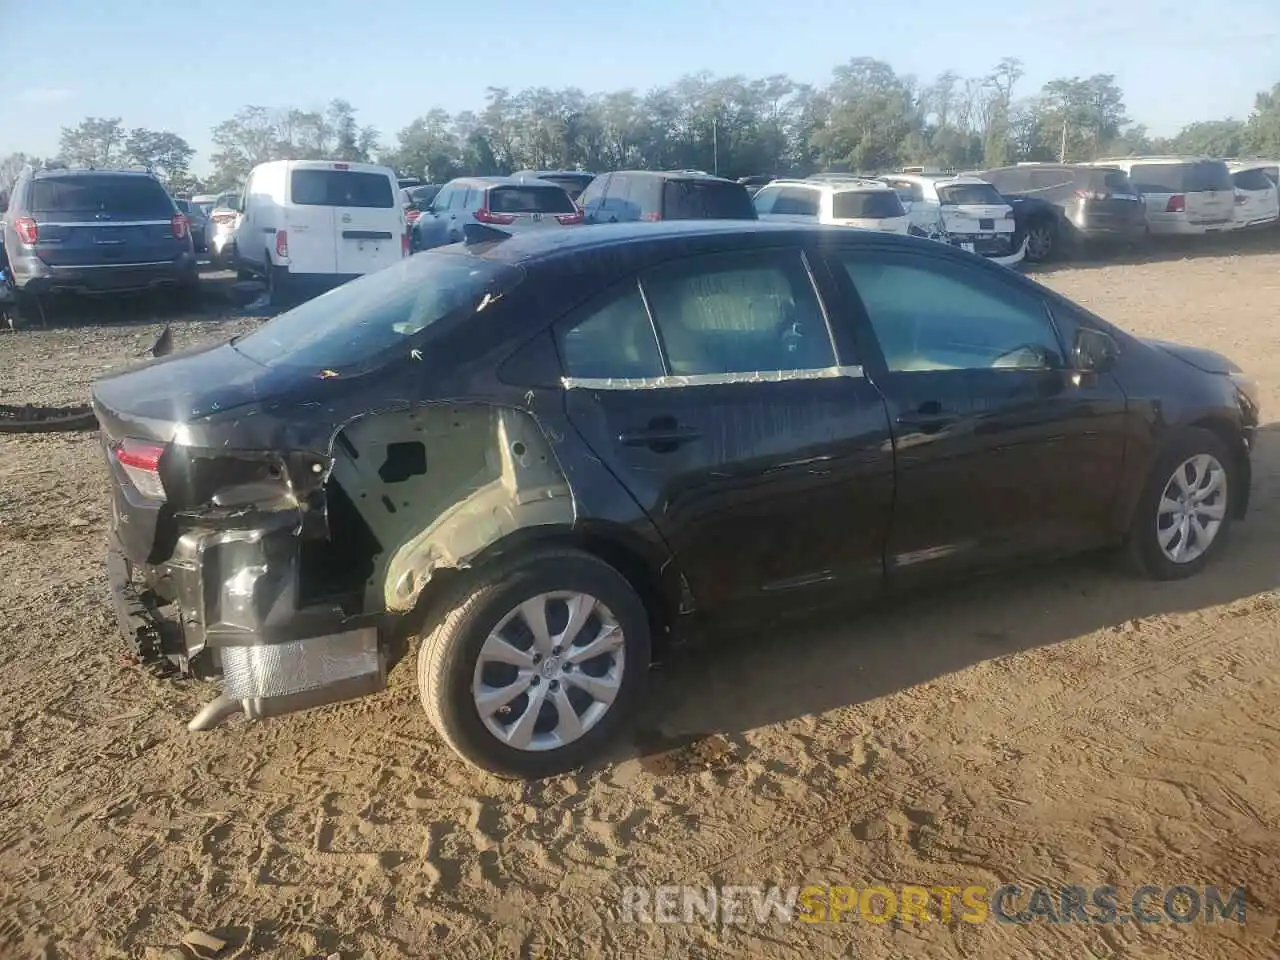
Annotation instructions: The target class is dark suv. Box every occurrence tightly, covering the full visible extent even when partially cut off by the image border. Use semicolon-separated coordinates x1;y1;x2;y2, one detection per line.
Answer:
579;171;757;224
976;164;1148;258
3;165;197;300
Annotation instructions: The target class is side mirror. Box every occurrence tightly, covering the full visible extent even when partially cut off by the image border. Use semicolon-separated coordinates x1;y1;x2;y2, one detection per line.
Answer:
1072;327;1119;373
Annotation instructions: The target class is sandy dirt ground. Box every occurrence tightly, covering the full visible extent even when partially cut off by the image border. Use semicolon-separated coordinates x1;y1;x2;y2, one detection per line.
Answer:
3;241;1280;959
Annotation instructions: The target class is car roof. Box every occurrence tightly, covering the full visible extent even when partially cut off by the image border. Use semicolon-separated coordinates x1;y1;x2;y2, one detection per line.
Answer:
1228;159;1280;171
459;219;935;270
447;176;568;188
513;169;595;178
602;169;741;184
1091;156;1221;166
765;178;891;193
30;166;157;179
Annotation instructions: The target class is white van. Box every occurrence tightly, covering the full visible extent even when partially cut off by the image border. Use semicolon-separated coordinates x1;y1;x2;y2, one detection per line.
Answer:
1091;157;1236;235
233;160;407;300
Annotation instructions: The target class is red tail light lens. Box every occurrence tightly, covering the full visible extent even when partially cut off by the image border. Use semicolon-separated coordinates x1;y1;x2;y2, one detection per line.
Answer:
405;208;421;224
275;230;289;258
114;439;167;500
1166;194;1186;213
171;214;189;239
14;217;38;245
641;211;662;222
555;211;583;225
474;208;516;225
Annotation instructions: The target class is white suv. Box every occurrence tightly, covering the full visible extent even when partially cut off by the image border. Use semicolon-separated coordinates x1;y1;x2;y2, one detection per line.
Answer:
414;176;582;251
879;173;1025;266
752;178;910;233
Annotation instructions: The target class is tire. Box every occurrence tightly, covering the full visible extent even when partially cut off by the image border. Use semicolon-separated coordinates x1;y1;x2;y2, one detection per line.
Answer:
1022;218;1057;263
1126;427;1236;580
417;547;652;779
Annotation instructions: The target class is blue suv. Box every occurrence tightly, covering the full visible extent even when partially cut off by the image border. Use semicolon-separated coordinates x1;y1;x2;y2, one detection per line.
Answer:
3;165;197;302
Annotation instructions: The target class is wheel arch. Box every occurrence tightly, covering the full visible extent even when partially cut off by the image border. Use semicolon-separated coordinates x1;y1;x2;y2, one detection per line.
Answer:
398;520;688;666
1187;415;1250;520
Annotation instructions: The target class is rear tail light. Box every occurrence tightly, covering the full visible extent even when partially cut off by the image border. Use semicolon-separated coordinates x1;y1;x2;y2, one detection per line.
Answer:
1003;210;1015;220
474;208;516;225
1166;194;1186;213
1075;189;1112;201
405;208;421;224
641;211;662;222
555;210;583;225
171;214;189;240
14;217;38;245
114;439;167;500
212;212;236;225
275;230;289;258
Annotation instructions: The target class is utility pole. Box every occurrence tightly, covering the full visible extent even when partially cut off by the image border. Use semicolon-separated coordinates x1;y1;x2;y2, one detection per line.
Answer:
1059;120;1069;163
713;118;719;176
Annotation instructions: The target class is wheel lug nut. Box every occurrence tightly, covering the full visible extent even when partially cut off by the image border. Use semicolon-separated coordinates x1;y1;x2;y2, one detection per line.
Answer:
549;680;559;691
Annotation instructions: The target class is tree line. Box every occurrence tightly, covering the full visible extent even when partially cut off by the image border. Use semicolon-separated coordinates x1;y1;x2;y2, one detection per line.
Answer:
4;56;1280;199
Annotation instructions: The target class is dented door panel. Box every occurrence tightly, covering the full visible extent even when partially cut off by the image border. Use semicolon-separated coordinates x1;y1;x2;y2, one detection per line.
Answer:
561;372;895;615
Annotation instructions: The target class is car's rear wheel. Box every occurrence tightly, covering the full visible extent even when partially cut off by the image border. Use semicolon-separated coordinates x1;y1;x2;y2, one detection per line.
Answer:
1023;219;1057;263
1127;428;1235;580
417;547;651;779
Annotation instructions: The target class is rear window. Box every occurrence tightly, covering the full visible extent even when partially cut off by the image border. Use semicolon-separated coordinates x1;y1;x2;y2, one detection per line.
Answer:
28;175;175;219
936;183;1004;205
662;179;757;220
290;169;395;208
232;251;524;372
1100;171;1137;194
832;190;906;219
536;175;593;200
1232;169;1274;192
488;186;576;214
408;184;441;207
1130;162;1233;194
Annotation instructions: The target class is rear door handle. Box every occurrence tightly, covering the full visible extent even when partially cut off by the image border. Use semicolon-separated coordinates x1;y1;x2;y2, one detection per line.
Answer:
618;425;702;448
895;411;961;431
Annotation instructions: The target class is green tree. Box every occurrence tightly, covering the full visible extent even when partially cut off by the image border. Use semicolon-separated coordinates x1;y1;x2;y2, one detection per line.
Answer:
57;117;125;167
124;128;195;186
1244;83;1280;156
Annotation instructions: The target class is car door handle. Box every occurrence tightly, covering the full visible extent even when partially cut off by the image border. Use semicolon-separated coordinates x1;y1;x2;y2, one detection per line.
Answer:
618;424;702;448
895;410;961;431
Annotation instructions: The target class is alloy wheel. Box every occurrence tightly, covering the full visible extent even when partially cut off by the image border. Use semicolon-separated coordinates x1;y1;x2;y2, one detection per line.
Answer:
471;591;625;752
1026;224;1054;262
1156;454;1228;564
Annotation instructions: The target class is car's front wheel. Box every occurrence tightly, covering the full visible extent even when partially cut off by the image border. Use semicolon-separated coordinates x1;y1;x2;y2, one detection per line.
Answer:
1128;427;1235;580
417;547;651;779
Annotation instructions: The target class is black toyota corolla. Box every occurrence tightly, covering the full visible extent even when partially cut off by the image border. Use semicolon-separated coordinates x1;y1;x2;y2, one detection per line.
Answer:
92;221;1259;779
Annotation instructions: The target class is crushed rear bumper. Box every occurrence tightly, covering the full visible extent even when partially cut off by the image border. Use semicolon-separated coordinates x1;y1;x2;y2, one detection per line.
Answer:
107;527;388;731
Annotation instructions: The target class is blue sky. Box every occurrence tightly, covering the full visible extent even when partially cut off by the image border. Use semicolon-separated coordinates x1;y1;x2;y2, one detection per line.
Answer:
3;0;1278;174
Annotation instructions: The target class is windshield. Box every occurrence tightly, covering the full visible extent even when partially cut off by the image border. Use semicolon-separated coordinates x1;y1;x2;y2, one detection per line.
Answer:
232;251;525;371
936;183;1004;205
832;190;905;219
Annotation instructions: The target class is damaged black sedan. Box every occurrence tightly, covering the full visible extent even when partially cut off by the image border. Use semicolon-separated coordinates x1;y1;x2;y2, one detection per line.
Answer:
94;220;1259;779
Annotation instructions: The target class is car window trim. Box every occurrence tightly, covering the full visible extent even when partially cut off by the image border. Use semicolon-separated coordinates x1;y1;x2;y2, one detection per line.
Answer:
560;246;863;391
31;219;175;227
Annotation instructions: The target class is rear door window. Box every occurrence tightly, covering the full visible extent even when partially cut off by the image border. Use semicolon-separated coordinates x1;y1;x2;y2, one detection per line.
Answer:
290;169;395;208
1129;164;1187;193
1232;169;1274;192
1100;171;1138;195
768;186;821;216
1185;161;1232;192
936;183;1004;205
29;175;175;220
832;190;906;219
488;185;576;214
661;179;756;220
